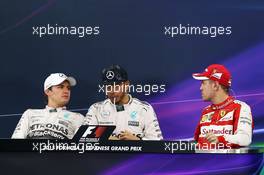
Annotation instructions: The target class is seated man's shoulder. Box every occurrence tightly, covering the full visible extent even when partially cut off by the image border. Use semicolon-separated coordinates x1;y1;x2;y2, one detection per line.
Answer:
233;99;251;108
65;110;84;119
91;100;107;108
201;105;212;113
24;108;45;114
132;98;153;110
90;99;107;108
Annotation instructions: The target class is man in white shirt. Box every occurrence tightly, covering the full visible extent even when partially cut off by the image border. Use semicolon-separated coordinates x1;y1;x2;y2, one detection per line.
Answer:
12;73;84;139
85;65;163;140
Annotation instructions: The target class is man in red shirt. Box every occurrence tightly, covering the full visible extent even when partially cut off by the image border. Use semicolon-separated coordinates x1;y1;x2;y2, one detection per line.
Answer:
192;64;253;149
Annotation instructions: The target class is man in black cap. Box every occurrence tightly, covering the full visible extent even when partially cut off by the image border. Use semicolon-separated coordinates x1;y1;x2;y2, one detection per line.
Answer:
85;65;163;140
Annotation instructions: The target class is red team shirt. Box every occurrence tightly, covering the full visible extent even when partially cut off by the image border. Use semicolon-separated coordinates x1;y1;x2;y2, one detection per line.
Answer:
194;96;254;149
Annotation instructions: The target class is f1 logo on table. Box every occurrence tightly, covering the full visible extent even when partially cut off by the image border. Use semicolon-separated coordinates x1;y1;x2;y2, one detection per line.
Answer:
73;125;116;142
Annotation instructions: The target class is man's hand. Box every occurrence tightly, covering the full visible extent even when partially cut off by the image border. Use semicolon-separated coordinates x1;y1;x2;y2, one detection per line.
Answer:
205;132;219;143
119;130;140;140
108;135;120;140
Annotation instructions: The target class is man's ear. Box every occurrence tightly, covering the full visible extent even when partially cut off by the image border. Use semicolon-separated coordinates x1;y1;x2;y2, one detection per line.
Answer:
44;89;51;96
214;81;221;91
124;80;130;86
124;80;130;93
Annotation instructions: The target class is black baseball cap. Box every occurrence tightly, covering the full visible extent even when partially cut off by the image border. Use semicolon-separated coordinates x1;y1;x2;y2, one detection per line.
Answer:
102;65;128;85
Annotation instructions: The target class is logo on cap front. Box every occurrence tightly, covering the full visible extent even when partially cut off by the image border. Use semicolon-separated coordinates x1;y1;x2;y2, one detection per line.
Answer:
211;73;223;79
59;73;67;78
106;71;114;80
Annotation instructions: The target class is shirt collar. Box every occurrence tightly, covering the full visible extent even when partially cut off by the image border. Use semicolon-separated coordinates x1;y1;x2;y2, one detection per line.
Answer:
125;94;133;105
211;96;234;110
46;105;66;113
107;94;133;106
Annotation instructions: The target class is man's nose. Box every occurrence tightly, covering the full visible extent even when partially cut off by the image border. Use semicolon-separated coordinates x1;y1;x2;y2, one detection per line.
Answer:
200;84;203;91
106;86;115;93
63;87;70;93
108;90;115;96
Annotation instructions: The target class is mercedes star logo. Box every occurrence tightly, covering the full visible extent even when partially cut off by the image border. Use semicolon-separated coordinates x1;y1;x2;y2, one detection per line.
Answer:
106;71;115;80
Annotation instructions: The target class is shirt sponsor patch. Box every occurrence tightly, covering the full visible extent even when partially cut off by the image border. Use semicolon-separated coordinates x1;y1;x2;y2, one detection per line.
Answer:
128;121;139;126
99;121;114;125
200;125;233;136
59;120;69;127
130;111;137;120
100;110;110;117
219;111;234;121
200;112;214;123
